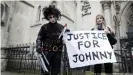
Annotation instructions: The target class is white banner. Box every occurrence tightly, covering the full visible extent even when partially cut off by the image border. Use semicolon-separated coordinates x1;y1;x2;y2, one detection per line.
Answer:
63;31;117;68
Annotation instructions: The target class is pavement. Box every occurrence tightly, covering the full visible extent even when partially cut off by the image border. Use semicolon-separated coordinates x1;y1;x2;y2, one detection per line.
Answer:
1;71;133;75
1;71;38;75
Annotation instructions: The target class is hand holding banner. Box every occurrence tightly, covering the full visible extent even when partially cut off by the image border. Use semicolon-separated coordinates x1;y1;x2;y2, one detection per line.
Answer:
58;24;67;39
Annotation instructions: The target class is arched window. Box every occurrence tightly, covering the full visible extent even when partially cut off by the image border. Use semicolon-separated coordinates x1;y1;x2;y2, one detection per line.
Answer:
1;4;4;19
36;6;41;22
1;3;8;26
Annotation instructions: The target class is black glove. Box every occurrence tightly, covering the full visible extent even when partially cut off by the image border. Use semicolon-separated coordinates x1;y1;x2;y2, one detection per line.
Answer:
36;46;42;54
36;36;42;54
65;29;70;33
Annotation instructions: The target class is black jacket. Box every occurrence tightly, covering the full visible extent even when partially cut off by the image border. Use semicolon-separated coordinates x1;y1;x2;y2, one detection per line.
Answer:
36;22;69;53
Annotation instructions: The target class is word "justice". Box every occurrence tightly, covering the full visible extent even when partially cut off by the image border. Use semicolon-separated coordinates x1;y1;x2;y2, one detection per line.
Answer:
67;32;107;41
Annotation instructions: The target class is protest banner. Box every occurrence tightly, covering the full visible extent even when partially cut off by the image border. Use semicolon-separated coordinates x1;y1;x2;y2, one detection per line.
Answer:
63;31;117;68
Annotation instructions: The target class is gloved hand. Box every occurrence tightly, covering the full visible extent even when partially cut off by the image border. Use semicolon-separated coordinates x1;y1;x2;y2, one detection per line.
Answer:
36;36;43;54
36;46;42;54
65;29;70;33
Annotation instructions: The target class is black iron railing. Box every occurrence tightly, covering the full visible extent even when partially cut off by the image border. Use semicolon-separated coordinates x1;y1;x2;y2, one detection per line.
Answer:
1;44;86;75
1;44;40;74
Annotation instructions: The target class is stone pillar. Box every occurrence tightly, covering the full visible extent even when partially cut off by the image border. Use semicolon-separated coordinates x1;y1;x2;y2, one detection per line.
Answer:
114;2;121;50
75;1;82;30
101;1;120;72
100;1;113;30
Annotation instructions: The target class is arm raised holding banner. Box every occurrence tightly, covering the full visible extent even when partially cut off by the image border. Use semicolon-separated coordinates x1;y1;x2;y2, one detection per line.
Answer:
58;24;70;39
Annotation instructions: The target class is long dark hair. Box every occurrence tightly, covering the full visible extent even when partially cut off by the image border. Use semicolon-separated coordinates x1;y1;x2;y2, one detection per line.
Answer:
42;5;61;21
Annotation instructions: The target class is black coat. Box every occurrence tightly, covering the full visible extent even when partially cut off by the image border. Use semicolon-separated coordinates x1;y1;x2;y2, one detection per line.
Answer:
36;22;69;53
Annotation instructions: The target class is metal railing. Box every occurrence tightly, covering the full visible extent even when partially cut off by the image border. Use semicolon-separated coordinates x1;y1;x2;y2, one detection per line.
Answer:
114;50;133;73
1;44;40;74
1;43;86;75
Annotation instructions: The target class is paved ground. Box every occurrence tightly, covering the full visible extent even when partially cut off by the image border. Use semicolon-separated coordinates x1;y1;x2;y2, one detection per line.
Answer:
1;71;38;75
1;71;133;75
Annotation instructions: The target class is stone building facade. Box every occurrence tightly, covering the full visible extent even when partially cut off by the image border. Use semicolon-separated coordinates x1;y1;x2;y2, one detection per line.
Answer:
1;0;133;72
1;1;133;48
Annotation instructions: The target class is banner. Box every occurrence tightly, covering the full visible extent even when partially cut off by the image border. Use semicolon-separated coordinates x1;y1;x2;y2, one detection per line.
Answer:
63;31;117;68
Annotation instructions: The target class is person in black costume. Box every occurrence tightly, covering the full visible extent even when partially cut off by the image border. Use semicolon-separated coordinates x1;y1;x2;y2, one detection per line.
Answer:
92;14;117;75
36;5;69;75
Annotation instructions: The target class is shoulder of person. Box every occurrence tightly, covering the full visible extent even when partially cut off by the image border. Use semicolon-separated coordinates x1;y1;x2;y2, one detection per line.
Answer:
40;23;49;30
57;23;64;29
91;25;97;31
91;28;95;31
106;26;115;36
57;23;64;27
